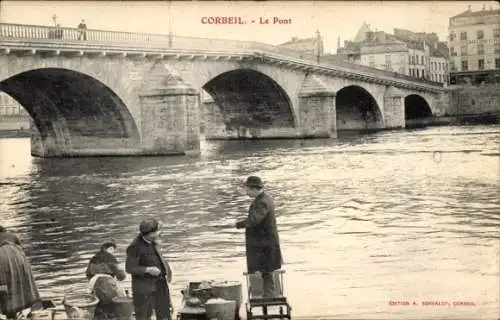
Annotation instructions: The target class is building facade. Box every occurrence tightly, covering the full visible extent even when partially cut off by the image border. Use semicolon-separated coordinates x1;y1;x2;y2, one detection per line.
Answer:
430;55;448;83
0;92;30;132
448;5;500;84
336;25;449;84
359;32;408;75
278;30;324;60
0;92;27;115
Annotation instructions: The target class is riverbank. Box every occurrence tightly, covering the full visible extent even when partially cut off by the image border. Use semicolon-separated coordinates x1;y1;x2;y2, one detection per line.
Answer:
406;112;500;128
0;129;30;138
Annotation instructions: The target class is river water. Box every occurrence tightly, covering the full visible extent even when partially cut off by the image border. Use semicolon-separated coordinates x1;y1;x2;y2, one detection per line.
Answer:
0;125;499;320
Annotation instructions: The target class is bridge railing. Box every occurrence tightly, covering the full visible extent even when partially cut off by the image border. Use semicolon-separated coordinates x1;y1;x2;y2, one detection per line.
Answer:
0;23;307;55
0;22;443;87
317;56;444;87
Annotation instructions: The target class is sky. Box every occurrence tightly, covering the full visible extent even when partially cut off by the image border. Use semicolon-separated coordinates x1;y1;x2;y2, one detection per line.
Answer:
0;0;499;54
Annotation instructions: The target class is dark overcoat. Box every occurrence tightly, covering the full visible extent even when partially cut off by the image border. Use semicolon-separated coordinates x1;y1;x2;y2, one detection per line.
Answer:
0;240;41;318
125;236;172;295
236;191;283;273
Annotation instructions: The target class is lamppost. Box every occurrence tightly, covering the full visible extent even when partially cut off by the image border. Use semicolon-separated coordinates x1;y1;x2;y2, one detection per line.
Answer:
315;30;322;63
168;1;172;48
52;14;58;26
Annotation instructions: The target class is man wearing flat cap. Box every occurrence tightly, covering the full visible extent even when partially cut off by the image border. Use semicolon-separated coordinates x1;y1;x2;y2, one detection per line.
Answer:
126;219;173;320
236;176;283;298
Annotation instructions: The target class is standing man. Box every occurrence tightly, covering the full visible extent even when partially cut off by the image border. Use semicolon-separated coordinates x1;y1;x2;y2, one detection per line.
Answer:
77;19;87;40
126;219;172;320
236;176;283;298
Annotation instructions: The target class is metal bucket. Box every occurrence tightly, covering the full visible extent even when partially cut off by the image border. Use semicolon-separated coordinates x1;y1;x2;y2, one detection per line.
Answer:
111;296;134;320
205;298;236;320
211;281;241;306
63;293;99;320
211;281;241;318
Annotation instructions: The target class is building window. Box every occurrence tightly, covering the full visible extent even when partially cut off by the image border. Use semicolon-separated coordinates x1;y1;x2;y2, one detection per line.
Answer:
496;58;500;69
461;60;468;71
421;56;424;65
494;28;500;38
460;32;467;41
449;32;456;41
450;47;457;56
416;69;420;77
369;55;375;67
450;61;456;72
477;44;485;55
460;44;468;56
495;43;500;54
478;59;484;70
477;30;484;40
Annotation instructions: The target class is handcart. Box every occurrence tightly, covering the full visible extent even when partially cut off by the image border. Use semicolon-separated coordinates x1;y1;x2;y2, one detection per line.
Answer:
243;270;291;320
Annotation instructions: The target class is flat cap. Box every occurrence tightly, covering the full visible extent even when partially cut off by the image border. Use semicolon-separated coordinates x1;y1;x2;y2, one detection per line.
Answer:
245;175;264;188
139;218;160;235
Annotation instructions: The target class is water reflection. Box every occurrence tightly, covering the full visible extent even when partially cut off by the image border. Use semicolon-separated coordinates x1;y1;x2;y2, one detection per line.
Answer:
0;125;499;319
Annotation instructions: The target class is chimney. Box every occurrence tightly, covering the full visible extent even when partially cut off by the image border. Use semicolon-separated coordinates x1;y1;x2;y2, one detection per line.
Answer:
482;4;485;10
468;5;471;11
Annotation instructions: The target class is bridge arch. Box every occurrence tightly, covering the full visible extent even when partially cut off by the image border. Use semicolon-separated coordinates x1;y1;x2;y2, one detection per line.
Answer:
202;68;296;136
0;68;140;155
404;94;432;120
335;85;383;130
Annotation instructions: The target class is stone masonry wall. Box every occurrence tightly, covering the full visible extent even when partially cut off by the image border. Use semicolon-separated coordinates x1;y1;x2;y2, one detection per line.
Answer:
449;84;500;116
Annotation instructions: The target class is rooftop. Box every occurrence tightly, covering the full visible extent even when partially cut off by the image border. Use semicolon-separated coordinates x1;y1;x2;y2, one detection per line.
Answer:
450;7;500;19
279;37;317;46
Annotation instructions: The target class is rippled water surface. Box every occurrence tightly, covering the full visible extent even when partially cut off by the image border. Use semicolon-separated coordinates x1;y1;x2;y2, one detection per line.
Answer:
1;125;499;319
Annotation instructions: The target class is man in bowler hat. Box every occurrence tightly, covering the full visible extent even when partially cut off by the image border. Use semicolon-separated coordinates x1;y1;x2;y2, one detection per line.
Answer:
126;219;173;320
236;176;283;298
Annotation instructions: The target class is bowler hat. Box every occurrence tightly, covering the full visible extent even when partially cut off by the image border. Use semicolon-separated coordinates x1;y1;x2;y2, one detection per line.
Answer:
245;175;264;188
139;218;160;235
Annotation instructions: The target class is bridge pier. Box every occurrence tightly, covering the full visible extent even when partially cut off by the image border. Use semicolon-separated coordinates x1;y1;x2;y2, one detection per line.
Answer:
201;95;227;139
383;86;406;129
139;81;200;156
298;76;337;138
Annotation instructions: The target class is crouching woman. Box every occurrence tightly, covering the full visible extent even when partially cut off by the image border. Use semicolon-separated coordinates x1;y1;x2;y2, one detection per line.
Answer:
86;242;127;320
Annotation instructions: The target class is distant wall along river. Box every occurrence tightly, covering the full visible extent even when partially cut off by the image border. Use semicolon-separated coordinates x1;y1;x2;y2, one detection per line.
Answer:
0;125;499;319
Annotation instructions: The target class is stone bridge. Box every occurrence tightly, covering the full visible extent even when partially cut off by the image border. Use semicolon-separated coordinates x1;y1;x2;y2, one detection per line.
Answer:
0;23;450;157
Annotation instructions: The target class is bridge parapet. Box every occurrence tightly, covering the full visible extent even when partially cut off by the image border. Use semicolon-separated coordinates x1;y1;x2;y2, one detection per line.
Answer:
0;23;305;57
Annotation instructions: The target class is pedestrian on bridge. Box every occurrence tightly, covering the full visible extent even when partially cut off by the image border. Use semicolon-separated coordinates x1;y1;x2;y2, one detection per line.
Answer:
77;19;87;40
